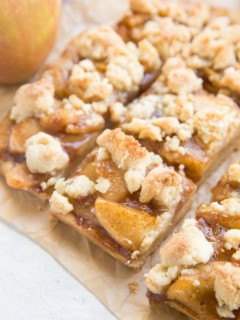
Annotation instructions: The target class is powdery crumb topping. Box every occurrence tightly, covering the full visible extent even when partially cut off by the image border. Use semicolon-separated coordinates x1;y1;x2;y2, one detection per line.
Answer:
215;263;240;318
41;177;58;191
25;132;69;175
145;218;213;294
127;94;163;120
123;118;162;142
157;0;210;29
142;17;191;60
227;163;240;184
95;178;111;193
223;229;240;250
122;71;239;156
76;26;125;60
10;79;55;123
106;42;144;91
162;56;186;76
138;39;162;72
55;176;95;199
109;102;126;122
191;17;240;71
140;167;182;211
96;147;110;162
50;191;73;215
130;0;159;14
68;60;113;102
161;218;213;267
193;96;240;153
167;67;202;94
210;198;240;217
233;249;240;262
221;67;240;92
97;129;150;194
65;95;104;133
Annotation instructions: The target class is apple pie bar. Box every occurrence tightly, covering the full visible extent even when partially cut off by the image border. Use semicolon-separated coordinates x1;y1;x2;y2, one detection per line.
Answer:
50;128;196;269
114;57;240;183
146;161;240;319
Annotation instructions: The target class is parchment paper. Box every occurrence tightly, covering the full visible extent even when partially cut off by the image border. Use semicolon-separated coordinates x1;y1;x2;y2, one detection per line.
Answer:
0;1;240;319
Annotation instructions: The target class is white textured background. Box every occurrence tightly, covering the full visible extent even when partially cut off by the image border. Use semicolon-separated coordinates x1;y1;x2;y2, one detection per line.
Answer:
0;221;115;320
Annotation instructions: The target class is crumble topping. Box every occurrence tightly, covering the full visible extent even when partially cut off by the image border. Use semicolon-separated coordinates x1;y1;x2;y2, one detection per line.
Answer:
25;132;69;175
128;282;138;294
227;163;240;184
10;79;55;123
162;56;186;76
109;102;126;122
106;42;144;91
56;94;105;134
68;60;113;102
233;249;240;262
127;94;163;120
138;39;162;72
97;129;150;194
142;17;191;60
157;0;210;29
166;67;202;94
55;176;95;199
223;229;240;250
76;26;125;60
145;218;213;294
130;0;159;15
209;198;240;217
119;56;240;158
50;191;73;215
96;129;183;208
40;177;58;191
96;147;110;162
215;263;240;318
139;167;183;211
191;17;240;71
221;67;240;92
95;178;111;193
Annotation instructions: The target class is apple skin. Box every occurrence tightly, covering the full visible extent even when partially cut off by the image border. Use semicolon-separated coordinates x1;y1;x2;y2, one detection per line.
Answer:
0;0;61;85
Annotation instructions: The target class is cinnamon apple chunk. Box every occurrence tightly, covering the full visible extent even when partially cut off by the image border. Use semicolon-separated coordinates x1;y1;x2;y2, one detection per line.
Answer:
50;129;196;269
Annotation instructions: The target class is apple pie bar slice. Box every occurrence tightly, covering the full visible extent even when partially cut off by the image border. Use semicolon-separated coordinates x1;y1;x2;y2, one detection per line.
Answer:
49;128;196;269
41;26;162;104
0;79;106;200
146;161;240;319
114;57;240;183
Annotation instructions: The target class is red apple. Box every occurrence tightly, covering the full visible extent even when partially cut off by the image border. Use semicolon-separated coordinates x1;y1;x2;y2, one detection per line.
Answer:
0;0;61;85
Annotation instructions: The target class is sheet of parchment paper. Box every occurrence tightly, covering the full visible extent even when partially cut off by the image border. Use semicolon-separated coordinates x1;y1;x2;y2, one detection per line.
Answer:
0;1;239;319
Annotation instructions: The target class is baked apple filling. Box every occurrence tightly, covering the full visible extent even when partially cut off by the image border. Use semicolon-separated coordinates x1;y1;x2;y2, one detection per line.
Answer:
50;129;196;269
115;57;240;182
146;160;240;319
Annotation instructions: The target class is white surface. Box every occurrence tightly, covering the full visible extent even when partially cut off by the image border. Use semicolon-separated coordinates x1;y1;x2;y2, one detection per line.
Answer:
0;221;115;320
